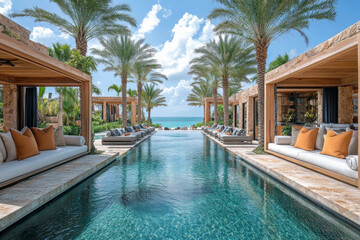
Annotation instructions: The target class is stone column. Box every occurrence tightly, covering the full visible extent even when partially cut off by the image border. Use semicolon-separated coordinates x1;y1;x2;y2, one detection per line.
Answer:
3;84;18;132
204;101;210;123
102;101;107;122
131;101;137;126
338;86;354;124
317;90;323;124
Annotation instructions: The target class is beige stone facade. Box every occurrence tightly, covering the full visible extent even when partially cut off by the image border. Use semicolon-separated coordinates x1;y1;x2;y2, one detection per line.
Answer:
2;84;18;132
338;86;354;124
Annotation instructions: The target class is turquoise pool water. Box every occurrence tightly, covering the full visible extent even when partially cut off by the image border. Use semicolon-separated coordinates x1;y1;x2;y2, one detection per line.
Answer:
151;117;203;128
2;131;360;239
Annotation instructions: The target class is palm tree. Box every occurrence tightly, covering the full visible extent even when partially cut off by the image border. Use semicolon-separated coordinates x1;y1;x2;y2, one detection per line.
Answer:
191;35;256;126
268;53;290;71
186;81;212;122
12;0;136;56
91;37;153;127
189;64;221;123
108;84;122;96
130;60;167;124
127;89;138;97
49;43;72;61
209;0;336;147
142;84;167;123
49;43;100;95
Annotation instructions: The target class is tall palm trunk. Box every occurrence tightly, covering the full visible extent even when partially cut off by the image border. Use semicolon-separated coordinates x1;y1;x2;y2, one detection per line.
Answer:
147;108;151;124
222;76;229;126
213;88;218;124
203;103;205;122
58;94;63;126
76;36;87;56
256;43;268;148
121;74;128;127
137;84;142;124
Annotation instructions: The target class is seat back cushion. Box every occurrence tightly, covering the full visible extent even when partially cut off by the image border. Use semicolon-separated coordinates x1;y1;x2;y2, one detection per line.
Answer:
315;126;327;150
54;126;65;146
291;127;300;146
347;129;358;155
0;137;7;161
31;126;56;151
294;127;319;151
0;131;17;161
321;130;353;159
10;128;39;160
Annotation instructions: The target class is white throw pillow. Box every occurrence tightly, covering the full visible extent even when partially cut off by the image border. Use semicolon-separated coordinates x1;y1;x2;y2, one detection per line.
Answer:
0;131;17;161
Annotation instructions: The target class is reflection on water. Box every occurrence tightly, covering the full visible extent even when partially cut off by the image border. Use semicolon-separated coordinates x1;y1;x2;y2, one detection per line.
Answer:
1;131;360;240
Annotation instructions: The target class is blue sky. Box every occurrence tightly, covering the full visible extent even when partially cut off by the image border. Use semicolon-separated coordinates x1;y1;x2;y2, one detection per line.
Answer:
1;0;360;117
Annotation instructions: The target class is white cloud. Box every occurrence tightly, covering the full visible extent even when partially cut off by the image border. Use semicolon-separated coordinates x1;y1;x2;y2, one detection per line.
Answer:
155;13;216;78
0;0;11;15
289;48;297;58
133;3;162;40
162;8;172;18
96;81;101;85
30;27;69;45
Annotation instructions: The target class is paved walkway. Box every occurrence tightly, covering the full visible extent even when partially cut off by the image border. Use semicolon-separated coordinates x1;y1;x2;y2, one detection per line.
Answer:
203;131;360;227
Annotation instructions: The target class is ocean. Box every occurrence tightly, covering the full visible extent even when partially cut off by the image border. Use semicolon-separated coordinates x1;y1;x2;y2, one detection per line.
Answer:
151;117;203;128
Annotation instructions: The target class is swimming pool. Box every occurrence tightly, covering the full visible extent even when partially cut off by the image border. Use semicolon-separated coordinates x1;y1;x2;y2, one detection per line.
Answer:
2;131;359;239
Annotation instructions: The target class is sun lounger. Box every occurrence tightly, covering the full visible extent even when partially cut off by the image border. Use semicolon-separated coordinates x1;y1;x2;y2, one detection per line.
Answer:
218;128;252;144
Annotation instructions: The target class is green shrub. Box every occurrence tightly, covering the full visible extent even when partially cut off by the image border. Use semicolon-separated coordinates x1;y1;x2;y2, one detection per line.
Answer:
63;125;80;135
281;125;292;136
92;121;122;133
151;123;161;128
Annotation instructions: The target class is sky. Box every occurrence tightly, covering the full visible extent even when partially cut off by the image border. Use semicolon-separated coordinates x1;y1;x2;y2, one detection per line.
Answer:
1;0;360;117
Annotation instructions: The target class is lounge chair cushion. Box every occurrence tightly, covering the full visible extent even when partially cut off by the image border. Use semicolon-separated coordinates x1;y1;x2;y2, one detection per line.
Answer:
268;143;358;179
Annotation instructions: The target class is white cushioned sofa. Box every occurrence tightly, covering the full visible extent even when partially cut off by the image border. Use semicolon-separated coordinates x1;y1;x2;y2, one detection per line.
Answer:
269;124;358;186
0;135;87;188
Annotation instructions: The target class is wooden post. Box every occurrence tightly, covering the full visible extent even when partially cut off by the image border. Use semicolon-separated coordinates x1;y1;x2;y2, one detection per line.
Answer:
81;81;92;151
204;101;210;123
102;101;107;123
131;101;137;126
265;84;275;150
357;33;360;189
247;97;253;138
116;104;119;120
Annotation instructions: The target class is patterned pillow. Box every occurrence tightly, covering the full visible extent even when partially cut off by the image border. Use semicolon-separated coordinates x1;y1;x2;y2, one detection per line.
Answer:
233;130;239;135
109;129;117;136
211;124;217;128
237;129;246;136
54;126;65;146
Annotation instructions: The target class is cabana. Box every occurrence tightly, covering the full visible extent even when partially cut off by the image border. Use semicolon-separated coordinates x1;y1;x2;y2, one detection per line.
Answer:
0;14;92;150
264;21;360;187
92;96;138;125
203;97;224;123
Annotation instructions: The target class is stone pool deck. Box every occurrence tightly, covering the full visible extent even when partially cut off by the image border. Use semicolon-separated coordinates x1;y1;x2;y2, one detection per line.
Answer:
203;131;360;227
0;132;155;232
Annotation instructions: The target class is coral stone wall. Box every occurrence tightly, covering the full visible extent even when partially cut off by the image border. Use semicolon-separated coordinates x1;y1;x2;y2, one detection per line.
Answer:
338;86;354;124
3;84;18;132
0;14;48;55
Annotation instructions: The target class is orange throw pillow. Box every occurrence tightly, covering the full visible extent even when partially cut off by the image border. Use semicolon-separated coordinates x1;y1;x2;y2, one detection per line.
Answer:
294;127;319;151
10;128;39;160
321;129;353;159
124;133;130;136
31;126;56;151
216;129;221;132
226;132;231;135
135;129;140;132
